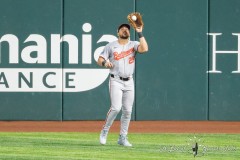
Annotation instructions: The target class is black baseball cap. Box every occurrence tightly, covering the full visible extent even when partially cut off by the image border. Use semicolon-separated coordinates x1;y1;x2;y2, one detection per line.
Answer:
118;23;130;32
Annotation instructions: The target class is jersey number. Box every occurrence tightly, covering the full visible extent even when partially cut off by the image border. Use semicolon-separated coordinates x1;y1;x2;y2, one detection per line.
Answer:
129;56;135;64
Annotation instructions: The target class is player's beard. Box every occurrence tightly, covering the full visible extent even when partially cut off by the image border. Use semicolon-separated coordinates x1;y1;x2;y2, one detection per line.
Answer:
119;31;130;39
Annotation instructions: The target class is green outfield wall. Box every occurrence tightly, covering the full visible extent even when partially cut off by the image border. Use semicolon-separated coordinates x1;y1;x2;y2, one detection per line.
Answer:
0;0;239;121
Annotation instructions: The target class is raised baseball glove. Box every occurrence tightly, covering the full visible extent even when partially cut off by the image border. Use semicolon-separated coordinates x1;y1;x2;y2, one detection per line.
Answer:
127;12;144;29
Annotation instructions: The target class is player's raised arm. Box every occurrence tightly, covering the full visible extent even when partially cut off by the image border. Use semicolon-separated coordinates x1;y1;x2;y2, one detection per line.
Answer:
127;12;148;53
136;26;148;53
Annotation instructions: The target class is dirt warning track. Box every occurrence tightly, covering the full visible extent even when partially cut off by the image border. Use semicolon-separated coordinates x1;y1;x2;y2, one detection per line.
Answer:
0;121;239;133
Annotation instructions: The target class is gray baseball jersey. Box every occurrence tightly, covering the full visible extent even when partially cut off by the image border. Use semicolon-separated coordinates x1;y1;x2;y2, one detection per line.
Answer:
100;40;140;78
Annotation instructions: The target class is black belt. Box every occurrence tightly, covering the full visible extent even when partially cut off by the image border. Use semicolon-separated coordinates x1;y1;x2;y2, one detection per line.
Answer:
110;74;130;81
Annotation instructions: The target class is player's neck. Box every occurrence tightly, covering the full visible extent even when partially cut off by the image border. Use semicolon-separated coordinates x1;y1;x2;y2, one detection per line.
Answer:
118;38;129;45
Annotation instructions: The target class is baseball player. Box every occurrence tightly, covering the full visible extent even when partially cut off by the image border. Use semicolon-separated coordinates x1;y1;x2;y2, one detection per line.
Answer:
98;20;148;147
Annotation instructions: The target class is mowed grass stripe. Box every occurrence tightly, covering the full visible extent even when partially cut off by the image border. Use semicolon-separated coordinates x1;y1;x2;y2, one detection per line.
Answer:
0;133;239;160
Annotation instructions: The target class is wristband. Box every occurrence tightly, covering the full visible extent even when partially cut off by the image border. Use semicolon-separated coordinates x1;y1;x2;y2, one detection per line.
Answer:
102;60;106;67
137;32;144;38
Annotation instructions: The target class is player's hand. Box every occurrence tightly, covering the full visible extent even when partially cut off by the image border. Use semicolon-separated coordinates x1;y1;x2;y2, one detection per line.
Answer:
135;26;143;33
105;62;114;68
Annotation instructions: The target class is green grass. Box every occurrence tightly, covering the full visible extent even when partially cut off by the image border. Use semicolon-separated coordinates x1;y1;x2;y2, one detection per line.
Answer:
0;132;239;160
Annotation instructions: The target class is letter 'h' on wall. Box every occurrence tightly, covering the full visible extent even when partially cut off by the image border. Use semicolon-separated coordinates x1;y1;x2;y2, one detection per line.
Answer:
207;33;240;73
